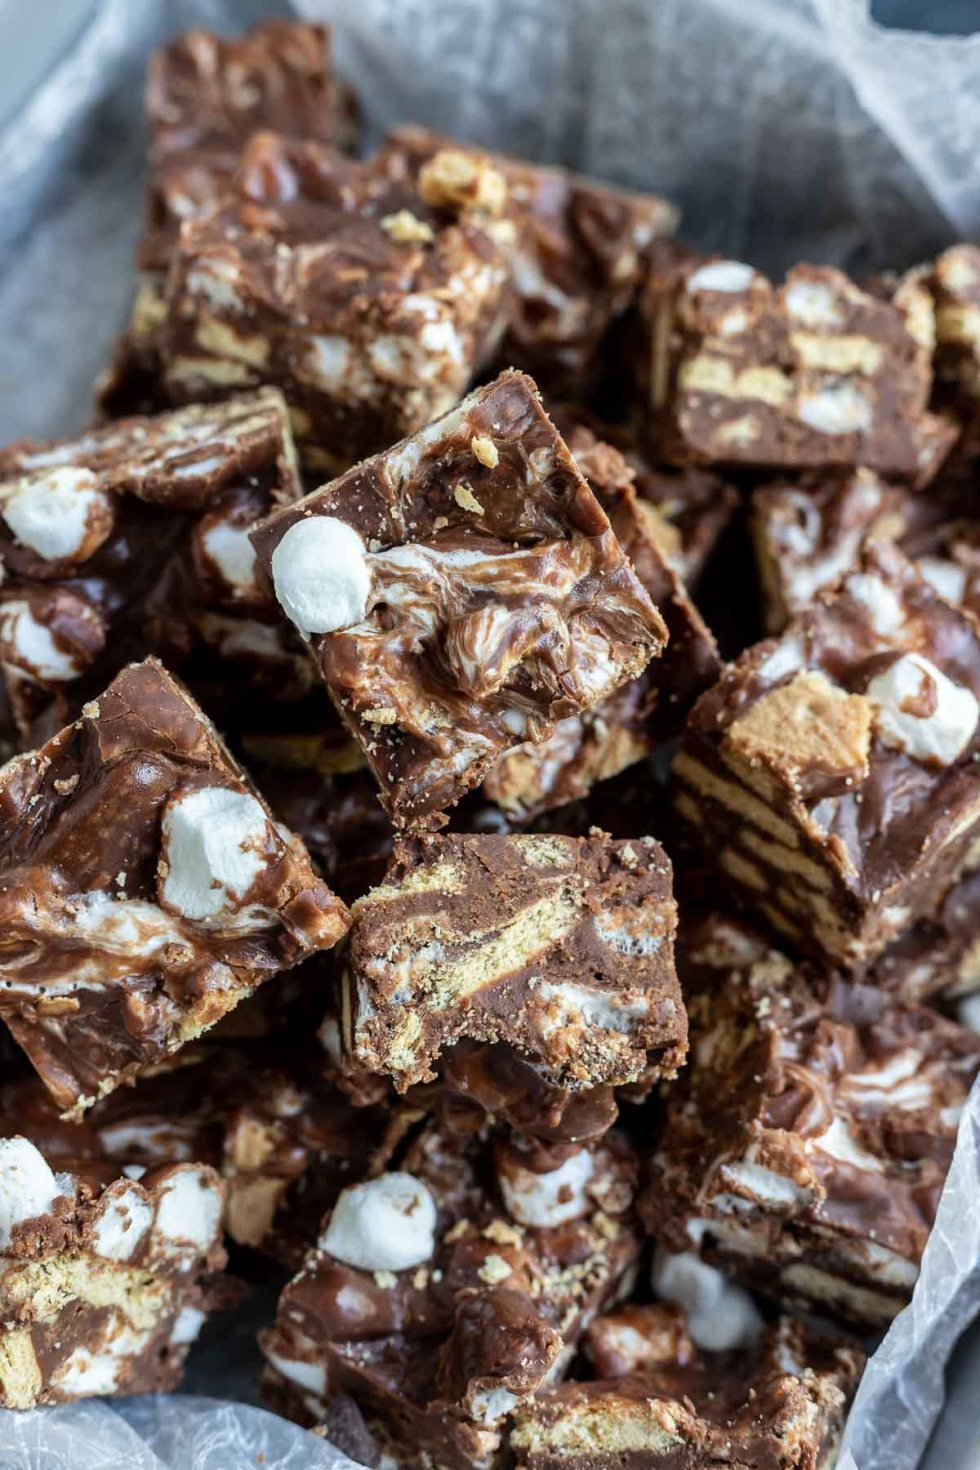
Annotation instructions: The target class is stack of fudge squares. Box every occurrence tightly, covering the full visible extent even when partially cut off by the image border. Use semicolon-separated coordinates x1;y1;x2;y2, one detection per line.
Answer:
0;15;978;1470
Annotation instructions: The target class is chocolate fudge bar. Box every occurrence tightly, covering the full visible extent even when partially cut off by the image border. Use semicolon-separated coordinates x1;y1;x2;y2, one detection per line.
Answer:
99;20;358;418
0;1127;226;1406
262;1117;641;1466
512;1311;861;1470
378;125;678;397
675;541;980;967
0;658;349;1115
345;831;685;1095
0;389;312;750
752;466;980;632
870;863;980;1005
251;371;667;826
484;425;720;819
162;132;513;471
641;254;936;474
930;243;980;410
644;916;980;1327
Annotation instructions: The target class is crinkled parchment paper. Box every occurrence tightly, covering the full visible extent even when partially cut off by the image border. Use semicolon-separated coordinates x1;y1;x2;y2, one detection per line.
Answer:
0;2;978;1465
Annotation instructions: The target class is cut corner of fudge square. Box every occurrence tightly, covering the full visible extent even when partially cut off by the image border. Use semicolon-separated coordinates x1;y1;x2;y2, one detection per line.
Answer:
511;1308;862;1470
641;252;935;475
675;539;980;968
251;370;668;828
344;828;684;1095
643;911;980;1328
261;1116;641;1461
0;1126;227;1407
0;656;349;1117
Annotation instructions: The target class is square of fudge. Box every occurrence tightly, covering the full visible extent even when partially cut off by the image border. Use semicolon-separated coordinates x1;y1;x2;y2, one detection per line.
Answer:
0;658;349;1115
161;131;513;471
261;1116;640;1465
99;19;358;419
752;466;980;634
930;243;980;410
251;370;667;826
640;253;935;474
512;1310;861;1470
644;915;980;1327
345;830;684;1094
377;125;678;397
675;540;980;966
484;424;720;819
0;1127;226;1407
0;389;312;750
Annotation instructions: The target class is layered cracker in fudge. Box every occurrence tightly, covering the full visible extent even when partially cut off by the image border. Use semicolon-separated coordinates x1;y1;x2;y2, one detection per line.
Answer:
641;254;936;475
485;425;719;819
643;917;980;1327
930;243;980;411
162;132;513;471
344;831;685;1096
377;125;678;397
752;466;980;632
0;389;313;750
675;541;980;966
0;658;349;1115
512;1308;861;1470
252;372;667;826
261;1117;641;1467
100;19;358;418
0;1127;226;1407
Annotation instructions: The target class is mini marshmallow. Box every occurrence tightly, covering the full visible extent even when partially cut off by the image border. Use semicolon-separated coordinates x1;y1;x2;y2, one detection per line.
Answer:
652;1248;762;1352
784;279;843;328
0;1137;61;1248
160;785;273;920
499;1149;594;1230
90;1181;153;1261
687;260;755;294
0;601;81;681
2;467;111;562
150;1167;223;1266
797;382;872;436
319;1172;437;1272
867;653;978;766
270;516;372;636
200;520;260;595
958;994;980;1033
916;557;968;608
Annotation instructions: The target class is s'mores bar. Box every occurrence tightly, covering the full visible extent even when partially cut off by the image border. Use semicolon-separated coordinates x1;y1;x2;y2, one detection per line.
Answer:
641;254;937;475
162;132;512;471
344;831;685;1096
644;917;980;1327
751;466;980;633
484;424;720;819
0;1130;226;1407
512;1310;861;1470
0;389;311;750
675;541;980;967
100;19;358;418
0;658;349;1115
251;371;667;827
261;1118;641;1467
378;125;678;397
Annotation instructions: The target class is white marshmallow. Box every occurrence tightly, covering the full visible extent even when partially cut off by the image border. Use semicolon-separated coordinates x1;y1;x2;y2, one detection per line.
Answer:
201;520;260;595
652;1248;762;1352
161;785;272;920
270;517;372;636
784;280;843;328
265;1350;327;1398
917;556;968;607
170;1305;207;1346
90;1181;153;1261
2;467;110;561
469;1387;520;1424
499;1149;594;1229
0;1137;61;1248
867;653;978;766
797;382;872;436
151;1167;223;1266
845;573;907;637
687;260;755;294
0;601;81;681
320;1173;437;1272
958;994;980;1032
